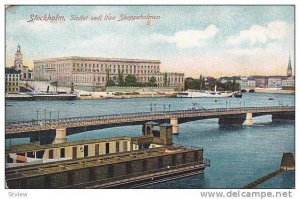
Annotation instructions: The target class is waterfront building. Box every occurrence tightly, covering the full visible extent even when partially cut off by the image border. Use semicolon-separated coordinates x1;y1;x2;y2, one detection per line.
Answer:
282;76;295;90
12;45;33;81
236;77;256;90
205;76;216;86
219;76;240;84
33;56;185;90
267;77;283;89
219;77;231;84
5;68;20;94
253;76;268;88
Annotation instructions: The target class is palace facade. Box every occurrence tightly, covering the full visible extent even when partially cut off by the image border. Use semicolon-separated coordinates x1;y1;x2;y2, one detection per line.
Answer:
33;56;184;90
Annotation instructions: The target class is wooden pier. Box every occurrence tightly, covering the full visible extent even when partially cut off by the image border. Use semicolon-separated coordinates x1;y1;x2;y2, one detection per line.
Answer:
243;169;284;189
243;153;295;189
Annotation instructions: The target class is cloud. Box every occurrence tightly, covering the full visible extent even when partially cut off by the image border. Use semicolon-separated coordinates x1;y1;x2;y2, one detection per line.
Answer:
7;19;68;36
150;24;219;48
227;21;289;46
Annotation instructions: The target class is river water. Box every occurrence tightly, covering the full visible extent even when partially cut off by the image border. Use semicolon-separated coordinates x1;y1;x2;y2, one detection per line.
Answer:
5;93;295;188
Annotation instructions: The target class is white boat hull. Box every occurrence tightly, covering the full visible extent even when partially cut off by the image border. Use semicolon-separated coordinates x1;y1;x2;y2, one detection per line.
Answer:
177;91;233;98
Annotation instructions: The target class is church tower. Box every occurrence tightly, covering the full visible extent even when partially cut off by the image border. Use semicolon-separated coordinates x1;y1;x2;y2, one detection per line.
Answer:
287;53;292;77
14;44;23;69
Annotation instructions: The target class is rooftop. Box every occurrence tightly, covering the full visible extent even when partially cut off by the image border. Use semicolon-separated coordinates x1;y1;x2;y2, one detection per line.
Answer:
33;56;161;64
5;68;20;74
6;137;131;154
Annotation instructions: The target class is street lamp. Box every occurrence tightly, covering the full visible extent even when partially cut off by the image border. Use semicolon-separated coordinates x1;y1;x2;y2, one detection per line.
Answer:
150;103;152;112
169;104;171;111
226;101;228;109
36;110;39;121
57;110;60;120
44;109;46;120
49;111;52;120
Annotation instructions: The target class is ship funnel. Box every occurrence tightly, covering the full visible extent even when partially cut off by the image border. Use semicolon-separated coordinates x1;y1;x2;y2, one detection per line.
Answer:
214;85;217;92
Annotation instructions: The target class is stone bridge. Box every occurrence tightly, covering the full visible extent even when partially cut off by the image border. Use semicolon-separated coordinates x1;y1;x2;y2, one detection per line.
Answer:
5;106;295;144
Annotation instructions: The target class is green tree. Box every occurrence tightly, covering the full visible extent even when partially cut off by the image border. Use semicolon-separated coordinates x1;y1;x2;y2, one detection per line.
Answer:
149;76;157;86
117;69;125;86
105;68;110;86
107;79;115;86
125;75;138;86
164;73;168;86
199;74;205;90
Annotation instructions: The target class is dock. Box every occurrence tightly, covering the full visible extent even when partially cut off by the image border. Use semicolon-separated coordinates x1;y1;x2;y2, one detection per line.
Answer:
243;169;284;189
243;152;295;189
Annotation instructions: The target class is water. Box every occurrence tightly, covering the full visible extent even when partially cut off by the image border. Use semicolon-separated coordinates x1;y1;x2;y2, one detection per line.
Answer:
5;93;295;188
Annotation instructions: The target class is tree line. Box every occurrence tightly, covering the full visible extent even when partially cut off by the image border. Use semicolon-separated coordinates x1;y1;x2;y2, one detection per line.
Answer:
184;75;240;91
106;69;159;87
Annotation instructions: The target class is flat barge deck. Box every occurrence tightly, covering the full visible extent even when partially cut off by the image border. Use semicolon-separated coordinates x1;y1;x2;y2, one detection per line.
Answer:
6;145;205;189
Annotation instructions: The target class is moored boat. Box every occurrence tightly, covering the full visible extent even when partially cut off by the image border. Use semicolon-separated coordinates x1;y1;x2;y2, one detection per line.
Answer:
177;86;233;98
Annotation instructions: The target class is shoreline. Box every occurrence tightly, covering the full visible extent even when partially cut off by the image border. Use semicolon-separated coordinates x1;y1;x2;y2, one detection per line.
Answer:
5;90;294;101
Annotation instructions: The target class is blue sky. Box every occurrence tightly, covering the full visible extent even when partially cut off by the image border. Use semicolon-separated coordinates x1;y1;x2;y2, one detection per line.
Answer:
6;5;294;77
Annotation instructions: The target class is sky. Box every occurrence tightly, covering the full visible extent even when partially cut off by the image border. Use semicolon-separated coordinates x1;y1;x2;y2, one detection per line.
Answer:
5;5;294;78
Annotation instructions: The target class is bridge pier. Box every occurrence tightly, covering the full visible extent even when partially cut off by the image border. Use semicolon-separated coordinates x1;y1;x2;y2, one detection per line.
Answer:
53;128;67;144
170;118;179;134
243;113;253;126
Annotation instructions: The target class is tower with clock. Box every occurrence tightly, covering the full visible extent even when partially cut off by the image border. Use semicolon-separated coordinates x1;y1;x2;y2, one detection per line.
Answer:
14;44;23;69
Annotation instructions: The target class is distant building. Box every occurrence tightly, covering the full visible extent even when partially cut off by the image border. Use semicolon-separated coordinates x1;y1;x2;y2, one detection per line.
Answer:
5;68;20;93
219;77;231;84
282;77;295;90
236;77;255;90
12;45;33;81
205;76;216;86
253;76;268;88
219;76;240;84
287;53;292;77
268;77;282;89
33;56;185;90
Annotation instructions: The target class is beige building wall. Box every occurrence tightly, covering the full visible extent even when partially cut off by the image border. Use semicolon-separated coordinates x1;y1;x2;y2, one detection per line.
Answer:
33;57;185;90
5;73;20;93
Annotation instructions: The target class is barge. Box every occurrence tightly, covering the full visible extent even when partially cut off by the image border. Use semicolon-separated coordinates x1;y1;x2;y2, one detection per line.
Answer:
5;122;208;189
6;146;205;189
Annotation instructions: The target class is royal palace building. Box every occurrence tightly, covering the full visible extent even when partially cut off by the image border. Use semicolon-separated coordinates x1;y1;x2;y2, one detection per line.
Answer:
33;56;185;90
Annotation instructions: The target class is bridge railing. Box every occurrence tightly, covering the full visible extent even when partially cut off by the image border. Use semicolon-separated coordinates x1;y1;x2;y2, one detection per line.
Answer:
5;105;294;130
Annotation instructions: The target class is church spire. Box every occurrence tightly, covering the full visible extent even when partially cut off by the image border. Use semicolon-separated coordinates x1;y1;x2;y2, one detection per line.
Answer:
17;44;21;53
288;52;292;69
287;52;292;77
